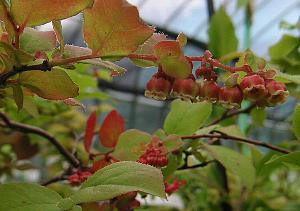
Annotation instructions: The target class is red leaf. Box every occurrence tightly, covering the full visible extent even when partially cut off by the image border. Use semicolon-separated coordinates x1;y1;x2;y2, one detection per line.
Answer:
84;111;97;153
99;110;125;148
91;158;111;173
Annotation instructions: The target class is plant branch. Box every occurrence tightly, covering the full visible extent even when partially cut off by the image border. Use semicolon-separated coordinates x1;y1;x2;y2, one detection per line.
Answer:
177;160;216;170
0;112;80;167
208;103;256;126
0;60;52;86
41;174;68;186
181;132;291;154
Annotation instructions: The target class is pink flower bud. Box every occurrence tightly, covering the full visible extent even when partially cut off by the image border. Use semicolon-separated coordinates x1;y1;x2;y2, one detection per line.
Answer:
240;74;267;101
145;76;172;100
198;81;220;102
171;78;199;101
219;86;243;108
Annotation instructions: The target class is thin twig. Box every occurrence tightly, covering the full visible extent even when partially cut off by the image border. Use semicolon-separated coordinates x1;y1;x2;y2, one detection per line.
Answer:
181;132;291;154
41;175;68;186
0;112;80;167
177;160;215;170
208;104;256;126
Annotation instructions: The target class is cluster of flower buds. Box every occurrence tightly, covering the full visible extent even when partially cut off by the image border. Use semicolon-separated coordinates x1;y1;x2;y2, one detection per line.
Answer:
164;179;186;195
138;136;168;167
145;63;288;108
240;72;288;107
68;170;92;186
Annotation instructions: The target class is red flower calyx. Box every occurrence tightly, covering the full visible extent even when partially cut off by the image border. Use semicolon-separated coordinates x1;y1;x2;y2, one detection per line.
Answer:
240;74;267;101
265;80;289;106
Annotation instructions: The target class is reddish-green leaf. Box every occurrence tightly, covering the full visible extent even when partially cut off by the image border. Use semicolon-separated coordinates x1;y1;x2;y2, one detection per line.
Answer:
11;0;94;27
19;67;79;100
83;0;154;57
154;40;192;79
20;27;57;53
84;111;97;153
99;110;125;148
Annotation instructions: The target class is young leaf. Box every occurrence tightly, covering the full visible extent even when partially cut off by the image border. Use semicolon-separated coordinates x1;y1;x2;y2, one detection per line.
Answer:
20;28;56;54
112;129;151;161
64;45;127;76
154;40;192;79
0;183;62;211
19;67;79;100
63;98;86;111
292;105;300;141
132;33;167;67
208;7;238;58
164;99;212;136
11;0;94;27
99;110;125;148
204;145;256;190
176;32;187;47
52;21;64;53
84;111;97;153
83;0;154;57
66;161;165;205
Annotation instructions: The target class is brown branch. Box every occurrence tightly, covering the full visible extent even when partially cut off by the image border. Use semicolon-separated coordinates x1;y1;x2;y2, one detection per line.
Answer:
0;61;52;86
208;104;256;126
0;112;80;167
177;160;216;170
42;174;68;186
181;132;291;154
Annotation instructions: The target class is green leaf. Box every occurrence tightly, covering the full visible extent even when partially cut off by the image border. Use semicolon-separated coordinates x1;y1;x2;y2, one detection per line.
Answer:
217;125;245;138
208;7;238;58
275;71;300;85
264;151;300;170
292;105;300;141
162;134;184;152
164;99;212;136
269;34;299;59
11;0;94;27
83;0;154;57
20;28;56;54
204;145;256;190
12;85;23;111
65;161;165;205
112;129;151;161
20;67;79;100
0;183;62;211
250;108;266;126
